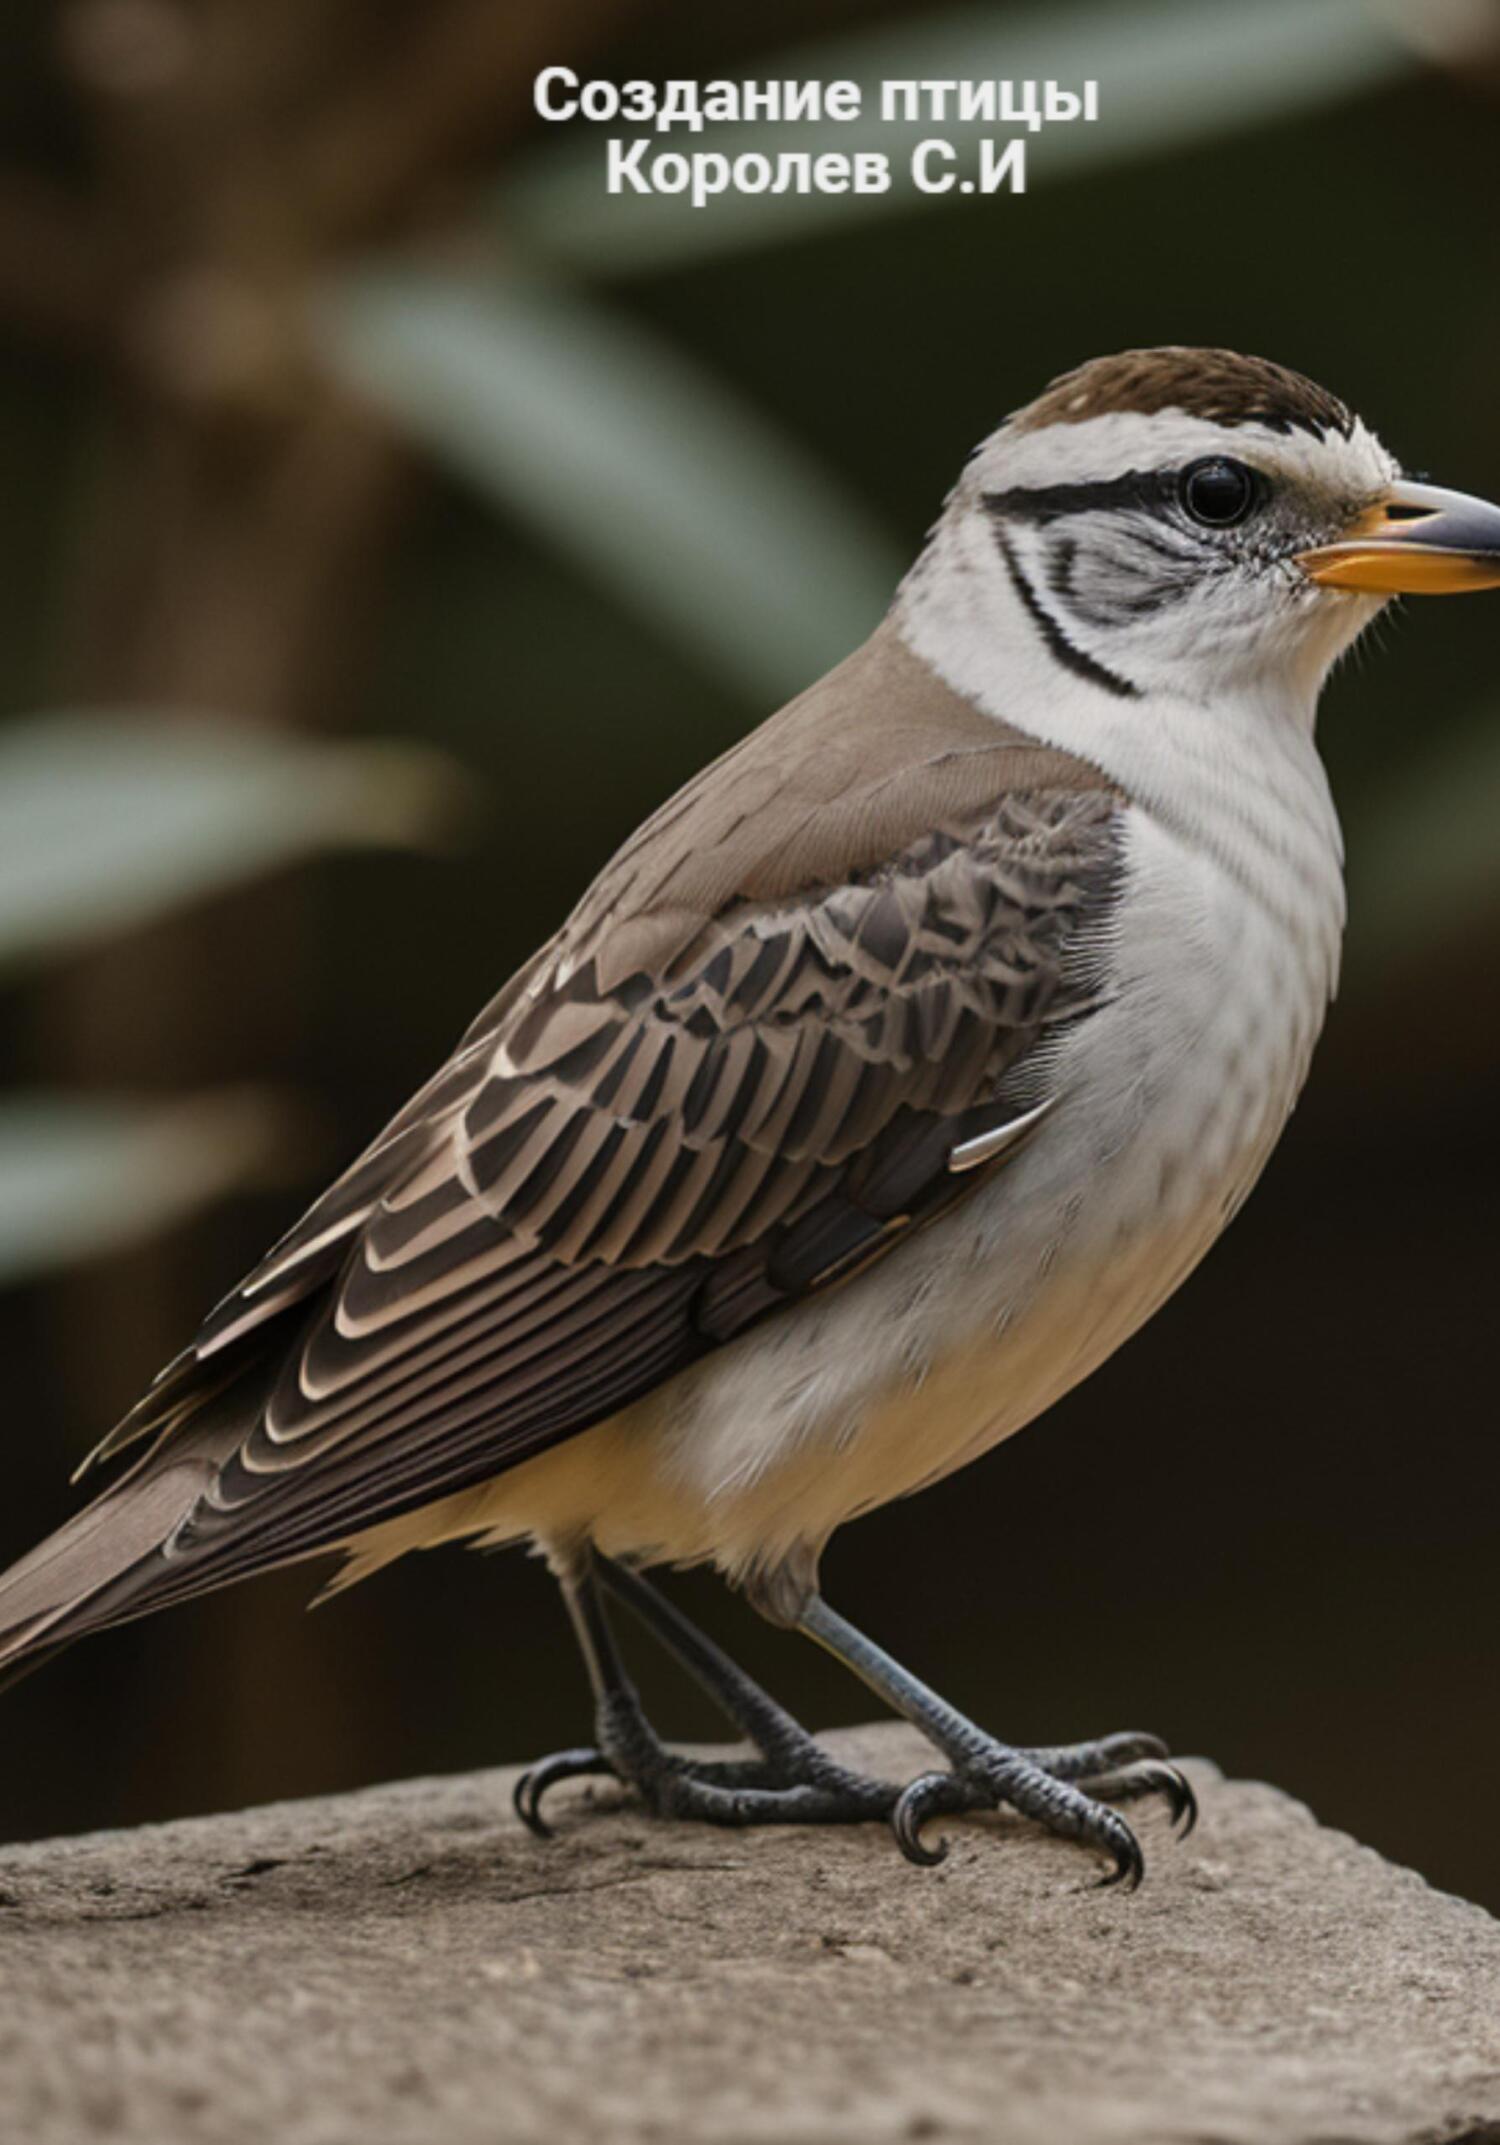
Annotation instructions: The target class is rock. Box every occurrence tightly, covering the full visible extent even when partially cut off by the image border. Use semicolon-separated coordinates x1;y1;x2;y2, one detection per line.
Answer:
0;1722;1497;2145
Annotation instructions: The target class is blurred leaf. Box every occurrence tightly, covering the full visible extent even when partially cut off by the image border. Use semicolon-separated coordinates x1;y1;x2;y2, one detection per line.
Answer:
0;714;464;973
1347;710;1500;971
314;268;902;701
508;0;1412;273
0;1090;290;1286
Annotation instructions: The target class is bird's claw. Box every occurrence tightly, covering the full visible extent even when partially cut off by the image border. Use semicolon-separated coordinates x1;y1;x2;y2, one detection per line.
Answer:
1093;1810;1146;1891
1080;1756;1198;1839
888;1736;1194;1888
891;1769;978;1866
513;1746;616;1838
516;1702;1192;1892
516;1726;901;1837
1022;1729;1168;1779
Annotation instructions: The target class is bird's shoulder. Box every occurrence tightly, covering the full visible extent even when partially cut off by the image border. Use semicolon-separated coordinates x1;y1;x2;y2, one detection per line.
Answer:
550;616;1117;990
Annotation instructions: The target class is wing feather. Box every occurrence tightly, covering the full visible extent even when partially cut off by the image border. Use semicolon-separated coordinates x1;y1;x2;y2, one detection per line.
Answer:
90;785;1122;1613
61;625;1128;1635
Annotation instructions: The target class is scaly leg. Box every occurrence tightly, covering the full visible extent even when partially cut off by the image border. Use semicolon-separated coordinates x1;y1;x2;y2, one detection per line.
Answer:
797;1596;1195;1885
518;1554;1191;1871
515;1550;900;1837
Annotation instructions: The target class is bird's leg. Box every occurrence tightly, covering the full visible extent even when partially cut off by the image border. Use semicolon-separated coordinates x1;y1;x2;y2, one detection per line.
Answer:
796;1596;1195;1884
605;1558;1177;1811
596;1554;904;1802
515;1549;899;1838
517;1552;1190;1869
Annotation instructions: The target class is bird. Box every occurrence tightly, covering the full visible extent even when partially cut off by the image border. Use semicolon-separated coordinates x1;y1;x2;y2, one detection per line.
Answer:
4;346;1499;1888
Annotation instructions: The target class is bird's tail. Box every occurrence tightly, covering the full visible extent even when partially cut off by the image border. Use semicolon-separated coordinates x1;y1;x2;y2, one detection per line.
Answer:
0;1453;213;1686
0;1390;253;1690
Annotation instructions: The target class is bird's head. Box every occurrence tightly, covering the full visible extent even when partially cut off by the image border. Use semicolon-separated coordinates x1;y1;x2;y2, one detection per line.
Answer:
910;347;1500;715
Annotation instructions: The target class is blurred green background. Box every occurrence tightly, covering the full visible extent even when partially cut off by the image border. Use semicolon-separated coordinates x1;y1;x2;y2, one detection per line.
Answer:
2;0;1500;1909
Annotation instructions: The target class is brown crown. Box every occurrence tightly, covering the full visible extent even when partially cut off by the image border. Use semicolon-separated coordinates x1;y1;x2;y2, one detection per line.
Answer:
1012;347;1354;441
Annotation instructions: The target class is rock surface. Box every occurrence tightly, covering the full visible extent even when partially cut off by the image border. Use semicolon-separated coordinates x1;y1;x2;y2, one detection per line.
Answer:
0;1723;1497;2145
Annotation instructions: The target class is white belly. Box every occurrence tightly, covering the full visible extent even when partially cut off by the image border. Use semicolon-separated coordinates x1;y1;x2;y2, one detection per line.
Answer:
339;795;1343;1596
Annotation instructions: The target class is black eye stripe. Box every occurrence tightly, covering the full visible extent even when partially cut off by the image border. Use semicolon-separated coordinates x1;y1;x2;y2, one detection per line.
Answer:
983;461;1268;529
983;470;1175;524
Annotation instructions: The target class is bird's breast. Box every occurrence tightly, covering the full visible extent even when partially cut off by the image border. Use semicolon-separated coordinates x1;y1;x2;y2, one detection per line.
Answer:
637;787;1343;1561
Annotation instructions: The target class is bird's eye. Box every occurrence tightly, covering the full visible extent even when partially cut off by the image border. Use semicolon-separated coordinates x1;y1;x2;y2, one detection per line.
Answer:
1179;457;1259;528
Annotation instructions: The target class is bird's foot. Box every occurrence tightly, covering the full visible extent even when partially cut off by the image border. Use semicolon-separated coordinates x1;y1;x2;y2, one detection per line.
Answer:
892;1728;1196;1883
1019;1728;1175;1783
514;1687;900;1839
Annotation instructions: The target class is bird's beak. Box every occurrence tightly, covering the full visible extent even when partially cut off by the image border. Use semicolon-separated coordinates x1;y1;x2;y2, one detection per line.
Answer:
1298;479;1500;593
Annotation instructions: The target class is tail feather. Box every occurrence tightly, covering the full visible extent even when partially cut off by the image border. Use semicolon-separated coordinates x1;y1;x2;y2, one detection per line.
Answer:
0;1374;261;1681
0;1453;221;1673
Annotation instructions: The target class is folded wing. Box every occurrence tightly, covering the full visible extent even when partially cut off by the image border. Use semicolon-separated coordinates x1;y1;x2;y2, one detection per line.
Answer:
1;630;1125;1657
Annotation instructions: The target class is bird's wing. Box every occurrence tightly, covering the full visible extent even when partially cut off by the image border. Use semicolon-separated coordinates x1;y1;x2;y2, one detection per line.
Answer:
27;625;1126;1640
80;940;557;1473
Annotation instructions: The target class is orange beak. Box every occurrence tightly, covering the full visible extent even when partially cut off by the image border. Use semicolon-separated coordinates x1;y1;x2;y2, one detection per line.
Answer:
1298;479;1500;594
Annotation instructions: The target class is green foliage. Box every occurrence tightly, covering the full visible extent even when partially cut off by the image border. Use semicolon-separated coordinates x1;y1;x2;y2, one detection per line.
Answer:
316;268;901;701
0;714;460;975
0;1090;290;1287
0;715;459;1281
